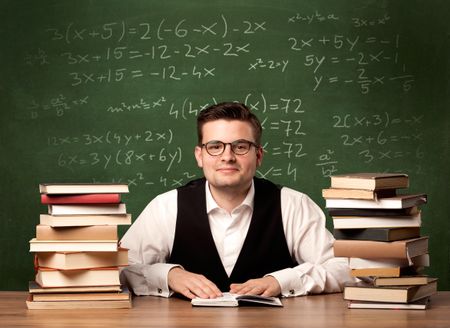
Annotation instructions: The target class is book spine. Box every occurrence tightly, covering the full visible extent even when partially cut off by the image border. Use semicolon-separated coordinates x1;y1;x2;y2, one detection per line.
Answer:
333;229;390;241
333;240;407;258
41;193;121;204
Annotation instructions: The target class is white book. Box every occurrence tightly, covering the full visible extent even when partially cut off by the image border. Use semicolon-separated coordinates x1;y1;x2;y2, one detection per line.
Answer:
191;292;283;307
39;183;129;194
48;203;127;215
326;194;427;209
332;213;421;229
29;238;118;252
349;254;429;269
348;297;430;310
40;214;131;227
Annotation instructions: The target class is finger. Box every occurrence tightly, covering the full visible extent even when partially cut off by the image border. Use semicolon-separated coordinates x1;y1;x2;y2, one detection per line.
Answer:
189;278;222;298
229;283;244;293
203;279;223;297
180;288;198;300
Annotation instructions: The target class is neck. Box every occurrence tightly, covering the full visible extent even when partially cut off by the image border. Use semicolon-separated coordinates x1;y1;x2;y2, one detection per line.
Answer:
209;183;251;213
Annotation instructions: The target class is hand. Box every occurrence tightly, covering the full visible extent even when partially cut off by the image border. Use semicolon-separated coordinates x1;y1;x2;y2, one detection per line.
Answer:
167;267;222;299
229;276;281;297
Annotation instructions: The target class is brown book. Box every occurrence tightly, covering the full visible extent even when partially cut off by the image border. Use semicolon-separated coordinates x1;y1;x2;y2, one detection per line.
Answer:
373;276;434;286
322;188;396;200
39;183;129;194
36;225;118;240
330;173;409;190
343;279;437;303
36;248;128;270
350;266;420;278
333;236;429;259
30;238;118;252
32;287;130;302
28;281;121;293
26;294;131;309
40;214;131;227
35;267;120;288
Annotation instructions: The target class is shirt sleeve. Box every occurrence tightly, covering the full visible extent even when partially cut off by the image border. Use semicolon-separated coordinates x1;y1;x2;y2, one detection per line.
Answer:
267;188;354;297
119;190;179;297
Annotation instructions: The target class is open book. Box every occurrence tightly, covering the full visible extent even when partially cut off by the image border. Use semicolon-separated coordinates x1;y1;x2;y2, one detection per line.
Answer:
191;292;283;307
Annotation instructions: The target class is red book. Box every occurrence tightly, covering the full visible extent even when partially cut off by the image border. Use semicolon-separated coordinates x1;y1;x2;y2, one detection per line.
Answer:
41;193;121;204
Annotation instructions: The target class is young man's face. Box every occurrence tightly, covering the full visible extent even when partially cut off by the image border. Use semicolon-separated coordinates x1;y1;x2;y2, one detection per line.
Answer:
194;119;263;194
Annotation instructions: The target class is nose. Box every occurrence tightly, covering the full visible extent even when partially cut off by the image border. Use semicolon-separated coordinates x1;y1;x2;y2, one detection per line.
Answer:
220;143;236;161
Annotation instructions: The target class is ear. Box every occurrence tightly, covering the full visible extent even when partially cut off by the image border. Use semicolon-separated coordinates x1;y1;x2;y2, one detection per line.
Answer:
194;146;203;168
255;146;264;167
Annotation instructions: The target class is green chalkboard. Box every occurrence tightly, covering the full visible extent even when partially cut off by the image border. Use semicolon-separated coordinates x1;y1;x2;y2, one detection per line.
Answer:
1;0;449;291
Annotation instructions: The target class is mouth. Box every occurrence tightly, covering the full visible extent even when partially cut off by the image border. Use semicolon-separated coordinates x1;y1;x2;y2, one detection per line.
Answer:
217;167;239;173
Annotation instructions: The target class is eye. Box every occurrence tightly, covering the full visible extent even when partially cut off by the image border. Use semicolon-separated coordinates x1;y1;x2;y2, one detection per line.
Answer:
209;144;222;150
235;143;248;150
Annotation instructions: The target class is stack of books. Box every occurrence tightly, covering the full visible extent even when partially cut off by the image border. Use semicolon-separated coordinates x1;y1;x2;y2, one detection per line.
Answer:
27;183;132;309
323;173;437;310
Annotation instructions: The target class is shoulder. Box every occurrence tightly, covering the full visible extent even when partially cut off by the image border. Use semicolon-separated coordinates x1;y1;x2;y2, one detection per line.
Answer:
138;188;178;218
280;186;306;202
280;186;324;216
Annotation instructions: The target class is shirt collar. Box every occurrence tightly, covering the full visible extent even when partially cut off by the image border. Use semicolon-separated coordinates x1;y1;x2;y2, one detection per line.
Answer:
205;180;255;214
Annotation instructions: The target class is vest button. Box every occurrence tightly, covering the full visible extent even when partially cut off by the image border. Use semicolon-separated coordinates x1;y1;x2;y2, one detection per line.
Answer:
158;288;163;294
289;289;295;295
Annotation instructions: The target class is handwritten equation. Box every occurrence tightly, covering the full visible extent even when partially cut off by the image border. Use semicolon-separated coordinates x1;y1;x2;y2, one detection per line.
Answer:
45;17;267;44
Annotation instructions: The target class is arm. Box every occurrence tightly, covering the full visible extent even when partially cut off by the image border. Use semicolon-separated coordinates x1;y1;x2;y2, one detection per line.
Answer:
119;190;222;299
269;187;353;297
119;190;178;297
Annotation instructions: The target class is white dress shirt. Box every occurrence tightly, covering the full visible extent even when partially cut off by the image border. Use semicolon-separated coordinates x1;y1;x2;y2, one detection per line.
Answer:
120;180;352;297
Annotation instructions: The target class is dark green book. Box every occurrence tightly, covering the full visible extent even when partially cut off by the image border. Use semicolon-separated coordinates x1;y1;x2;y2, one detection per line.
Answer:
328;206;418;217
333;227;420;241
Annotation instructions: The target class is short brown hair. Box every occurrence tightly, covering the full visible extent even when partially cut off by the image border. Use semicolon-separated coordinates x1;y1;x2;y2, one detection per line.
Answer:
197;102;262;145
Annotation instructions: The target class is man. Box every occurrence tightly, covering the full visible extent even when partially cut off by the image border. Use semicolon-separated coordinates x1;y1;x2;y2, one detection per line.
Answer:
120;102;351;299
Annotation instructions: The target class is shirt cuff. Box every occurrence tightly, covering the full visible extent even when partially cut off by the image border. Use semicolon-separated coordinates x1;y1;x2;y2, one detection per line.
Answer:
121;263;181;297
267;264;314;297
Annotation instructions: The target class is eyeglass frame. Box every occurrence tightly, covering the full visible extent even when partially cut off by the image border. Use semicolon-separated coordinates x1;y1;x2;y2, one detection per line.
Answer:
200;139;260;156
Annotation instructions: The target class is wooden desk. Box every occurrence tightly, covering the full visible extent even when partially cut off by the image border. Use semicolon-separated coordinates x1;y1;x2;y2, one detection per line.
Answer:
1;291;449;327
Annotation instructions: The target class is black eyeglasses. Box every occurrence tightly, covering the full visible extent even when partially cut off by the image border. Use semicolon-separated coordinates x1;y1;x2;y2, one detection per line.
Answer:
201;139;259;156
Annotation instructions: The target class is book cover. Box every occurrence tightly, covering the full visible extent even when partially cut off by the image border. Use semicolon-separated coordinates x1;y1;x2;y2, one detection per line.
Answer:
35;267;120;288
347;297;430;310
349;254;429;269
343;279;437;303
40;214;131;227
350;266;421;278
326;194;427;209
36;248;128;270
29;238;118;252
333;236;429;260
26;294;131;309
36;225;118;241
32;286;130;302
41;193;121;204
322;188;396;200
332;213;421;230
39;183;129;194
327;207;419;217
48;203;127;215
330;173;409;190
191;292;283;307
28;281;121;293
333;227;421;241
373;276;434;286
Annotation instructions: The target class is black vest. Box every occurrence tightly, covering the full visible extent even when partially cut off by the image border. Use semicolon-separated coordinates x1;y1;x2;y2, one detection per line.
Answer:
169;177;297;292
